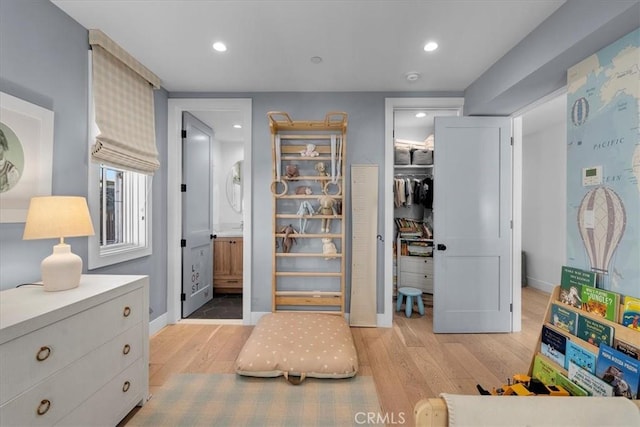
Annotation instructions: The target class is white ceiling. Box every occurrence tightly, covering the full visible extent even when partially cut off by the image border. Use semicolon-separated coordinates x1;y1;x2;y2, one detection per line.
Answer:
51;0;565;93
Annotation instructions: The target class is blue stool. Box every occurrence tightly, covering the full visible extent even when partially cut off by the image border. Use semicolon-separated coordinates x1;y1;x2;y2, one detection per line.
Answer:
396;287;425;317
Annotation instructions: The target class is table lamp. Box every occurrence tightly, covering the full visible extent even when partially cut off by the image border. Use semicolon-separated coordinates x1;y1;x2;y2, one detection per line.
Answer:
23;196;95;291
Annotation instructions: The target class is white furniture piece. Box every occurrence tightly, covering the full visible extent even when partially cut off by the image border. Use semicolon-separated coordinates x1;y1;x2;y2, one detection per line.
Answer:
0;275;149;426
397;237;434;294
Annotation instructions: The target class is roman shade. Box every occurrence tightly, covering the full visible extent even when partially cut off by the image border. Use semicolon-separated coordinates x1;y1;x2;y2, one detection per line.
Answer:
89;29;161;174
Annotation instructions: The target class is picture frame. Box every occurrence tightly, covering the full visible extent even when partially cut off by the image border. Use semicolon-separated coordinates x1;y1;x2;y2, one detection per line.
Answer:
0;92;54;223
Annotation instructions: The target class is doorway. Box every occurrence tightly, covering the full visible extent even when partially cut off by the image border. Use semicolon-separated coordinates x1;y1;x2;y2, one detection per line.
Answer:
167;98;252;325
384;97;523;332
384;98;464;328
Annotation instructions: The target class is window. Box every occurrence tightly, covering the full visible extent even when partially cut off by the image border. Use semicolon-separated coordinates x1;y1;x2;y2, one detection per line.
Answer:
87;48;153;269
88;162;152;269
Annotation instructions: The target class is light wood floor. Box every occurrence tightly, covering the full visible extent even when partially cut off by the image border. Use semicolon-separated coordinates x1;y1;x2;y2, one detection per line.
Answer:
124;286;549;426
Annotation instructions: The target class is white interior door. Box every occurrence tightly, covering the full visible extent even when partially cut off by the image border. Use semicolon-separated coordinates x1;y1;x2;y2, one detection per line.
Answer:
182;112;214;317
433;116;512;333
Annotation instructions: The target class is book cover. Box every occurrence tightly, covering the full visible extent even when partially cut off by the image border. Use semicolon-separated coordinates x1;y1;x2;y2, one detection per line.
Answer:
577;314;614;348
568;361;613;396
550;303;579;335
559;283;583;309
561;266;596;288
596;344;640;399
532;354;560;386
555;372;589;396
620;295;640;331
581;286;620;322
615;338;640;361
565;340;597;374
540;325;567;367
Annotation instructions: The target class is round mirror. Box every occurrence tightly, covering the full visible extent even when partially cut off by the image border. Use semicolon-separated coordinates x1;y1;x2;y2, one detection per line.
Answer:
226;160;243;213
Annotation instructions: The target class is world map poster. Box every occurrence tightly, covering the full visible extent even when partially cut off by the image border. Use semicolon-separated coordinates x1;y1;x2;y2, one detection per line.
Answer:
566;28;639;298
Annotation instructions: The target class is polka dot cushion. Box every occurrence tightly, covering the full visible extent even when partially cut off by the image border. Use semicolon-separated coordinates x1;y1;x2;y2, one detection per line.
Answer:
235;312;358;379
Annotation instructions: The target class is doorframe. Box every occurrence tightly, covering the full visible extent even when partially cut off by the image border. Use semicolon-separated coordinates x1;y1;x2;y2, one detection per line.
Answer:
167;98;253;325
383;97;464;327
384;97;524;331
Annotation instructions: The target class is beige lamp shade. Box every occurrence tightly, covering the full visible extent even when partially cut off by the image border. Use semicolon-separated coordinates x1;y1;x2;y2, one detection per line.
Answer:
23;196;95;292
23;196;95;240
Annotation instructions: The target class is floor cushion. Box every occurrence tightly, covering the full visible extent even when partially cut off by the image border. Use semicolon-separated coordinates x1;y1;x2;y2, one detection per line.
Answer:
235;312;358;382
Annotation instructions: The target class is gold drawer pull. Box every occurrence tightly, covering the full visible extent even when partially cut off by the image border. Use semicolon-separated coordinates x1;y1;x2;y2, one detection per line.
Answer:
123;306;131;317
36;399;51;416
122;381;131;393
36;346;51;362
123;344;131;355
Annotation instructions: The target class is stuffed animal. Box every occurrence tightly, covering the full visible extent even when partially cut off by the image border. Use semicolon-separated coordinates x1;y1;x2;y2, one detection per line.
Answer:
314;162;328;178
316;195;337;233
322;238;337;260
300;143;319;157
279;224;297;253
296;201;314;233
285;164;299;178
295;186;312;195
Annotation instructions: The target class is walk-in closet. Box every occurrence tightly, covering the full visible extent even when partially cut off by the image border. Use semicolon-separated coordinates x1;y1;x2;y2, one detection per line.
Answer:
392;108;457;316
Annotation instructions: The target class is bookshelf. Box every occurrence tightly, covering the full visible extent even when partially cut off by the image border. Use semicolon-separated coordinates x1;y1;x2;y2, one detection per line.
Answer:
529;285;640;397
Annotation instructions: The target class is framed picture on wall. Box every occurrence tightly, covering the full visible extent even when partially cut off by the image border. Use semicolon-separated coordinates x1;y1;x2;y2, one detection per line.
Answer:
0;91;54;223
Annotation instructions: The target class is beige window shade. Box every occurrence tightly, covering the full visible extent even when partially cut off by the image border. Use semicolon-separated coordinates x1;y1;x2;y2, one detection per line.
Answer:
89;29;161;174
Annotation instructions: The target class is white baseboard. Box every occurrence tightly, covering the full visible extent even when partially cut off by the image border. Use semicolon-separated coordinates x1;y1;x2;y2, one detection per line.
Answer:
149;312;168;336
525;277;555;294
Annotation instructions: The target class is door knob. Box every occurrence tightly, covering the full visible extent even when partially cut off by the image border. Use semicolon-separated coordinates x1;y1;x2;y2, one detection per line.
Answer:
436;244;447;251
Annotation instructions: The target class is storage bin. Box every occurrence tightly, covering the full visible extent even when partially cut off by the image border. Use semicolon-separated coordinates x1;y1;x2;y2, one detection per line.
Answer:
394;147;411;165
412;149;433;165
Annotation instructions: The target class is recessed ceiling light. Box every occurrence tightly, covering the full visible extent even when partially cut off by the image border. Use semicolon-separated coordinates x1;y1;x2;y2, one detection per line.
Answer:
424;41;438;52
310;56;323;64
212;42;227;52
405;72;421;82
233;124;242;129
415;112;426;118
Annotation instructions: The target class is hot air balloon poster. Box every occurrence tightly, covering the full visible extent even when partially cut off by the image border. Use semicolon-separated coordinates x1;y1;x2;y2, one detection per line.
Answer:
566;28;640;297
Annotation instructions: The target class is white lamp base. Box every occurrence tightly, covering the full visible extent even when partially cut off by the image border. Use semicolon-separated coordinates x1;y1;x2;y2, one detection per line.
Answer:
41;243;82;292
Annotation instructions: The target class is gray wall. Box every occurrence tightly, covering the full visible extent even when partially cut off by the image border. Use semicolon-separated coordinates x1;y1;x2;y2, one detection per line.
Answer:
0;0;168;320
522;97;567;293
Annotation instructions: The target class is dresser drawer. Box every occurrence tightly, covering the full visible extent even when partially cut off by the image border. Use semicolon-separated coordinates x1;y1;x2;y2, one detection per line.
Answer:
0;288;142;405
400;270;431;288
399;256;433;274
0;323;143;426
56;358;144;427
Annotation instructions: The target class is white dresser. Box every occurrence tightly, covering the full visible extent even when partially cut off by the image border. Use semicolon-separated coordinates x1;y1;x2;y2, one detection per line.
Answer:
0;275;149;426
398;256;434;294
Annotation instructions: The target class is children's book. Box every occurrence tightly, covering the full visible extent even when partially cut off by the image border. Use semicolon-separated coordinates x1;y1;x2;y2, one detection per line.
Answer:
555;372;589;396
550;303;579;335
577;314;614;348
596;344;640;399
568;361;613;396
614;338;640;361
620;295;640;331
532;353;560;386
540;325;567;367
561;266;596;288
581;286;620;322
565;340;597;374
